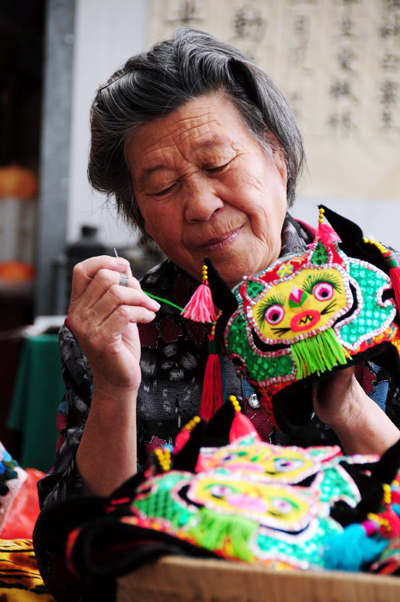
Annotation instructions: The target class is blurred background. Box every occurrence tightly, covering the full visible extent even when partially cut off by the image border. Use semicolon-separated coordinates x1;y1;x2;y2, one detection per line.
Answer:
0;0;399;469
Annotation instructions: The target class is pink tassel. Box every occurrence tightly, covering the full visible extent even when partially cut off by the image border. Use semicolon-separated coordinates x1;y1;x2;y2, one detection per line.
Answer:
316;223;341;245
228;395;259;442
316;207;341;246
173;416;201;453
230;412;259;442
182;263;217;323
182;281;217;323
173;429;191;454
362;519;378;537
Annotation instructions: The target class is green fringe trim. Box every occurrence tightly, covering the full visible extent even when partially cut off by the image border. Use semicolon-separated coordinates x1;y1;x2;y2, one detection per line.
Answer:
291;328;350;379
190;507;258;562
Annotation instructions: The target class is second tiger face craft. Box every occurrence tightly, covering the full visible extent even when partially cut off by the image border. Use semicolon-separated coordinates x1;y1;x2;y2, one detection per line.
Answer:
53;400;400;579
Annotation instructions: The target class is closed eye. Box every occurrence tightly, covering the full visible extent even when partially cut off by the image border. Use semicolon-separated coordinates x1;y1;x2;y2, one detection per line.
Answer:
204;160;231;175
150;182;178;197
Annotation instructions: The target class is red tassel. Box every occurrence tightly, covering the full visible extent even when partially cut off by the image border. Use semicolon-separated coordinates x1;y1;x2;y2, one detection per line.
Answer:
228;395;260;442
364;239;400;314
378;507;400;539
259;390;279;429
385;250;400;314
182;263;217;323
392;490;400;505
199;335;223;421
389;266;400;314
374;244;400;314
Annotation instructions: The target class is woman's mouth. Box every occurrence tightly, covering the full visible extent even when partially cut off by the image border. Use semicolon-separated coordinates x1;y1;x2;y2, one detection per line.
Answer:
199;227;242;253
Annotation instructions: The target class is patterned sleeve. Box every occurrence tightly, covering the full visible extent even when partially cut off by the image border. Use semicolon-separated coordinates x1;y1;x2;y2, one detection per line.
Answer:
37;324;93;510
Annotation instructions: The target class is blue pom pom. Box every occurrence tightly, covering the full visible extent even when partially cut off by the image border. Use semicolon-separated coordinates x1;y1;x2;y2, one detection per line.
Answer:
392;504;400;516
323;524;388;571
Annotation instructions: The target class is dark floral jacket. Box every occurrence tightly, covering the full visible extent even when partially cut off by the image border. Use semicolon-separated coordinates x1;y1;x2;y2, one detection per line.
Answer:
37;215;400;512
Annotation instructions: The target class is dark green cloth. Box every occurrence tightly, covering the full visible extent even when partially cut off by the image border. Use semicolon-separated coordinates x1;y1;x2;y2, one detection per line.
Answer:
8;334;65;472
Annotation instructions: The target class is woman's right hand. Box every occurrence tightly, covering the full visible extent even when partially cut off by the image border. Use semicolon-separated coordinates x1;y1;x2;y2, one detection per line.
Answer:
68;255;160;396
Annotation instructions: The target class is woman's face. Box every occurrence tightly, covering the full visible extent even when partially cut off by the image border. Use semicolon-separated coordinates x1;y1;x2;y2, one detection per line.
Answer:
127;93;288;288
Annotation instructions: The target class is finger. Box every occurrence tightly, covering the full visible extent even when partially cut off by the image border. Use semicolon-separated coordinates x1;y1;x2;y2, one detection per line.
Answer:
71;255;133;301
71;266;141;311
92;285;160;326
100;305;156;341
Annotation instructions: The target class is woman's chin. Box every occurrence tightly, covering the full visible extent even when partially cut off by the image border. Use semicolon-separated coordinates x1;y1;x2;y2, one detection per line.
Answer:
214;264;249;290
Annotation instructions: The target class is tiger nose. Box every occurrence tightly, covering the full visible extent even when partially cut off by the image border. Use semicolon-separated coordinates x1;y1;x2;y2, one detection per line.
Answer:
289;285;308;309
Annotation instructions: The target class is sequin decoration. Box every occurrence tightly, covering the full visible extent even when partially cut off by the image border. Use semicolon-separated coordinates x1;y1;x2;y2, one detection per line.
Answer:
336;259;396;350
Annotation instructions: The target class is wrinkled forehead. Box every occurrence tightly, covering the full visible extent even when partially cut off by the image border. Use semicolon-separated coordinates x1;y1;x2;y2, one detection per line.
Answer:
125;93;251;174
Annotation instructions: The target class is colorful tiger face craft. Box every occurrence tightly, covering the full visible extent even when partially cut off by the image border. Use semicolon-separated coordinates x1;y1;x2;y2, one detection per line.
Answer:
196;438;365;508
227;232;394;386
197;441;338;483
251;264;350;342
206;206;400;426
56;403;400;580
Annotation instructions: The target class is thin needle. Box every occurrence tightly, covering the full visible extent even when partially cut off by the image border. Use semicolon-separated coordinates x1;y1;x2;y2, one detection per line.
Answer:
113;246;184;311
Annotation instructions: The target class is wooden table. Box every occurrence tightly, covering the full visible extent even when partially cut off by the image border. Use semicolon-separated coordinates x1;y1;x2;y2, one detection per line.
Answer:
117;556;400;602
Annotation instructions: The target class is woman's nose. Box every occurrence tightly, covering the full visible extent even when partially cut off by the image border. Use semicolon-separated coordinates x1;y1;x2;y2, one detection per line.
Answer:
183;179;224;222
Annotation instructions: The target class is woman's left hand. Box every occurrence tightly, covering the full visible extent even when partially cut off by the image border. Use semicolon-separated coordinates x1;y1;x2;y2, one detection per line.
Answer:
312;367;400;455
312;367;359;428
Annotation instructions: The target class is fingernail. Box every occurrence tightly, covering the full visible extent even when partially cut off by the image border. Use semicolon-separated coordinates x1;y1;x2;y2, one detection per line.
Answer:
117;257;129;267
150;299;161;310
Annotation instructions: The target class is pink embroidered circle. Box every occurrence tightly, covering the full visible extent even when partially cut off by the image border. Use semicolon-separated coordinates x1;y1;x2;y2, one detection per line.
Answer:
265;304;285;325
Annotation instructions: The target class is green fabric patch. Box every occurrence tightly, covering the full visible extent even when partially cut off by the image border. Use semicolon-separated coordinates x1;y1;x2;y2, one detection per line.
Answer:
227;315;295;382
311;242;329;265
246;280;265;299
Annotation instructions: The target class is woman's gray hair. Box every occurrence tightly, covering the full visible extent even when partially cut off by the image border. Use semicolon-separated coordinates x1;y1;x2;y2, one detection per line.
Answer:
88;28;305;244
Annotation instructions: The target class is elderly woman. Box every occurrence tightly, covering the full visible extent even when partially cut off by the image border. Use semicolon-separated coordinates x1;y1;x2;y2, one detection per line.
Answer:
38;29;400;511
